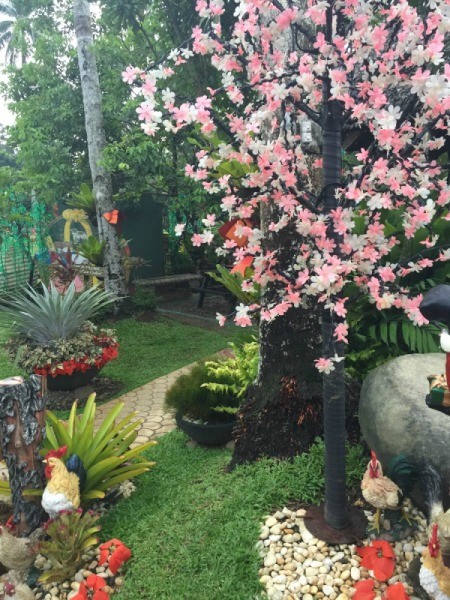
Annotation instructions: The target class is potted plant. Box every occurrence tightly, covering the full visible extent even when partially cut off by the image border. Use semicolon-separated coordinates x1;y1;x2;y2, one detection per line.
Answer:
164;361;239;446
1;282;117;391
164;339;258;446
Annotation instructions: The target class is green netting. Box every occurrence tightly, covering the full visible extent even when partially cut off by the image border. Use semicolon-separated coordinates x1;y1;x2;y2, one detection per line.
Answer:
0;190;50;294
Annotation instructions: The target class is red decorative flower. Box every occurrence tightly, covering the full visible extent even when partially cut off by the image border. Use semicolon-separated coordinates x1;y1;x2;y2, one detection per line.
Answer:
353;579;376;600
33;342;118;377
72;574;109;600
384;582;410;600
353;579;410;600
98;539;132;575
357;540;396;581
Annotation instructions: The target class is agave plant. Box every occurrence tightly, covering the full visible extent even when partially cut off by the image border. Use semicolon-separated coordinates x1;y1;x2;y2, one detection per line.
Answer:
0;282;115;345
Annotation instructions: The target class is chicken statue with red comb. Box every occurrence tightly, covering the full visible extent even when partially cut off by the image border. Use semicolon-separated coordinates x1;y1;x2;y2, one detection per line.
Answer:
41;445;86;518
419;523;450;599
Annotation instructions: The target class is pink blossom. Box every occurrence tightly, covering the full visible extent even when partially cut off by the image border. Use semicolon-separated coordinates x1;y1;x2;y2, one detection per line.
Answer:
315;358;335;375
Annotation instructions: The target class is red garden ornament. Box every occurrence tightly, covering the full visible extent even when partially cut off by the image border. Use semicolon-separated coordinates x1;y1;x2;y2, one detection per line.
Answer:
98;539;132;575
357;540;396;581
218;218;252;247
103;210;120;225
72;574;110;600
230;255;254;276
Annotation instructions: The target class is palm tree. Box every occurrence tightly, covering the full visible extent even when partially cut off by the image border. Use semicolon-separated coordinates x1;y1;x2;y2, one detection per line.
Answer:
0;0;35;65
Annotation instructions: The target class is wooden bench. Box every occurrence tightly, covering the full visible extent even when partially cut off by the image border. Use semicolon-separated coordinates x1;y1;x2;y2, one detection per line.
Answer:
191;273;237;313
136;274;202;299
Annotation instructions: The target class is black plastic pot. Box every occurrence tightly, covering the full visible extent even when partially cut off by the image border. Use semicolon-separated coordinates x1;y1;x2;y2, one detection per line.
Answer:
175;413;236;446
47;366;100;391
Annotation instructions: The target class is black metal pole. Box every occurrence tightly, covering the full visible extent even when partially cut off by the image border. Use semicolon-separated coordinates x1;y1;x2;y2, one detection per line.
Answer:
321;5;348;530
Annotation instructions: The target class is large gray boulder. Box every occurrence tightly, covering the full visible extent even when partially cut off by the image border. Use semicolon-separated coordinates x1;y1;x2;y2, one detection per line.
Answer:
359;353;450;490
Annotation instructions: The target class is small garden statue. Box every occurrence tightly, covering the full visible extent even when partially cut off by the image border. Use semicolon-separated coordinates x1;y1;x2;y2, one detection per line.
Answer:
420;285;450;410
0;375;47;535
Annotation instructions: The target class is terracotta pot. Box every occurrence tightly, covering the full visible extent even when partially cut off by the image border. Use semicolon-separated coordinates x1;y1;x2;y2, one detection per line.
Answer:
175;413;235;446
47;366;100;391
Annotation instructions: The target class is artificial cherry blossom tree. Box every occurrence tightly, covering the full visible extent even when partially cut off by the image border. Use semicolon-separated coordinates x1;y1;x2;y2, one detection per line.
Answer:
125;0;450;529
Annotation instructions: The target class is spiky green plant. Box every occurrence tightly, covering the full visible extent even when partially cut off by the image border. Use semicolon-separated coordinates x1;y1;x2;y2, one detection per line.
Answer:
38;509;101;583
0;394;156;503
66;183;96;218
77;236;106;267
0;282;115;344
42;394;156;502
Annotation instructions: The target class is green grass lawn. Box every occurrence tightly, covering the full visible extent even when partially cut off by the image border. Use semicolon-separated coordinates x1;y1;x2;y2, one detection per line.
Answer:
100;316;242;398
102;430;366;600
0;313;241;396
0;314;17;380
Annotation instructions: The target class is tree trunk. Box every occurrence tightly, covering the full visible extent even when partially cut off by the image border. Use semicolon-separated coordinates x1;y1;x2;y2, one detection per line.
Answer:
230;1;324;468
230;211;323;467
73;0;128;305
321;5;347;530
0;376;47;535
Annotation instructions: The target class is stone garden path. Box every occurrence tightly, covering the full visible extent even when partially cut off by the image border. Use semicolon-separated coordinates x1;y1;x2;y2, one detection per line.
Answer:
94;364;193;445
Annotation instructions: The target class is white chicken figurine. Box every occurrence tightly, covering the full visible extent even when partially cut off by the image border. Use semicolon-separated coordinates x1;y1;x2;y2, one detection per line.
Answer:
41;446;82;518
361;451;401;532
419;523;450;600
0;520;39;574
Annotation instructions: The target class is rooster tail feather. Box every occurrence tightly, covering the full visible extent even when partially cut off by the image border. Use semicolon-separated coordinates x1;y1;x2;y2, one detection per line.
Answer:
386;453;419;497
420;461;443;522
65;454;87;491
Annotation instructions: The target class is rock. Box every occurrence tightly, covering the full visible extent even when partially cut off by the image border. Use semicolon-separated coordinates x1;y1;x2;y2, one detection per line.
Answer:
359;353;450;490
350;566;360;581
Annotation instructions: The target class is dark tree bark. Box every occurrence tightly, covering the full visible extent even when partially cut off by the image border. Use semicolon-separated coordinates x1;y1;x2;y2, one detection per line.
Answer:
321;5;347;530
0;375;47;535
73;0;128;305
230;211;323;468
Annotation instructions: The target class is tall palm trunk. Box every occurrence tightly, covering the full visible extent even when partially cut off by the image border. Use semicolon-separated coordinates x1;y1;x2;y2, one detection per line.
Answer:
73;0;127;304
321;6;347;530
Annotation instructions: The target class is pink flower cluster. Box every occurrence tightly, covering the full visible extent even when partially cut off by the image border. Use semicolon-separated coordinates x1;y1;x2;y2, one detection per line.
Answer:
124;0;450;370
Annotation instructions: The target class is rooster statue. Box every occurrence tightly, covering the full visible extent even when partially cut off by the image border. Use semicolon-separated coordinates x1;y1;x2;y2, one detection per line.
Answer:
42;446;86;519
361;451;402;532
0;519;41;574
360;452;420;532
419;523;450;600
421;462;450;554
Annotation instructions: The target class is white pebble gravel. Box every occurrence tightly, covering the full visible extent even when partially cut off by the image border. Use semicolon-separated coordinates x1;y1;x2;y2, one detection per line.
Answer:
258;501;428;600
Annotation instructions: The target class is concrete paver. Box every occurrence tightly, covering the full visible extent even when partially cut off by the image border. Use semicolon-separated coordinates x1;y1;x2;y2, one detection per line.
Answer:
94;364;194;444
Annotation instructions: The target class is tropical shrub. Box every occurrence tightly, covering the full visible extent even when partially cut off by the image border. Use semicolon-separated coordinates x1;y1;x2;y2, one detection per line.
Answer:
164;361;240;423
202;340;259;412
41;394;156;502
77;236;106;267
208;264;260;306
131;287;157;311
38;509;100;583
66;184;96;220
